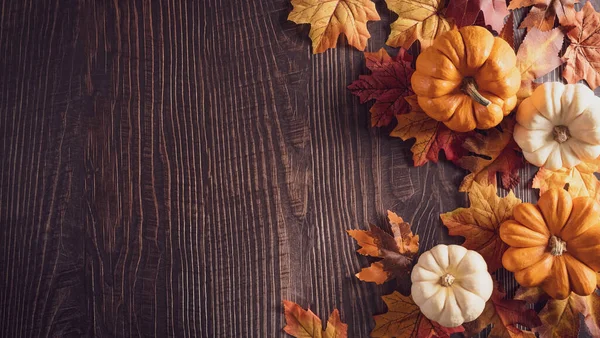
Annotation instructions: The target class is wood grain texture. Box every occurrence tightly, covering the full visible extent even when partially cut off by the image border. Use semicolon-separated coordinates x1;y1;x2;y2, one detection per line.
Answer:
0;0;597;337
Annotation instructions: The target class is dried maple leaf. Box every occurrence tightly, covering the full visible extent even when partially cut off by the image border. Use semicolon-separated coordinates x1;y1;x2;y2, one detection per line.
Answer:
347;210;419;284
515;27;564;100
385;0;454;49
463;283;542;337
532;157;600;203
371;291;465;338
348;49;414;127
513;287;549;304
390;95;470;166
445;0;509;32
440;181;521;272
530;293;600;337
457;118;525;192
563;2;600;90
288;0;380;54
508;0;578;31
499;13;515;48
283;300;348;338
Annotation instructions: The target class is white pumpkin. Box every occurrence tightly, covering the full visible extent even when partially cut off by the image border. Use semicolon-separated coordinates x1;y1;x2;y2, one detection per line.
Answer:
411;244;493;328
514;82;600;170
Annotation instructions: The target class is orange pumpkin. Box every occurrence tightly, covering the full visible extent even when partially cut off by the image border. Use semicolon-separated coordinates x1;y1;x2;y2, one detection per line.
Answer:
412;26;520;132
499;188;600;299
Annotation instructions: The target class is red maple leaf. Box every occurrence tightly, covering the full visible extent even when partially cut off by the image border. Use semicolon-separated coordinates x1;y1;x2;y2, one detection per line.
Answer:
348;48;414;127
464;283;542;337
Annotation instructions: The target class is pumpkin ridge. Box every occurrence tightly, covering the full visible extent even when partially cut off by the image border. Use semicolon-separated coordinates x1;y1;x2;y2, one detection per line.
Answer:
560;197;600;241
421;287;447;317
513;203;551;236
457;28;469;76
502;246;548;271
430;248;447;272
563;253;597;295
542;256;571;299
416;264;443;277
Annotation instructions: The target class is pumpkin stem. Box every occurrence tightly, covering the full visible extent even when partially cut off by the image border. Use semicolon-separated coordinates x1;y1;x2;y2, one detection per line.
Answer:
549;235;567;256
553;125;571;143
440;273;455;287
462;77;490;107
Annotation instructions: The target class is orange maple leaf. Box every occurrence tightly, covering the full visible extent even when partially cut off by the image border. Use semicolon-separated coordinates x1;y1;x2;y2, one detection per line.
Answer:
457;118;525;192
390;96;470;166
371;291;464;338
288;0;380;54
508;0;578;31
385;0;454;49
347;211;419;284
563;2;600;89
515;27;564;100
440;181;521;272
282;300;348;338
532;157;600;203
463;283;542;337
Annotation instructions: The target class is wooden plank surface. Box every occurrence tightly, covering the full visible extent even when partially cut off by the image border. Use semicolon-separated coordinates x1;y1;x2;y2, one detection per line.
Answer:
0;0;597;337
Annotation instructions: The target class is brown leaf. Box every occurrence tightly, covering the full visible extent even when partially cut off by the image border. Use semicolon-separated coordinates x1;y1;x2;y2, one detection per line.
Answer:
371;292;465;338
464;283;542;337
562;1;600;89
385;0;454;49
584;293;600;336
440;181;521;272
457;118;525;192
347;211;419;284
532;157;600;203
348;49;414;127
288;0;380;53
390;96;470;166
283;300;348;338
515;27;564;100
499;13;515;48
531;293;600;338
513;287;549;304
507;0;578;31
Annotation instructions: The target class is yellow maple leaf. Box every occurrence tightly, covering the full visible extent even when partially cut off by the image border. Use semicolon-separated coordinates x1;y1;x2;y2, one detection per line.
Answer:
283;300;348;338
288;0;380;54
532;157;600;203
440;182;521;272
385;0;454;49
371;292;464;337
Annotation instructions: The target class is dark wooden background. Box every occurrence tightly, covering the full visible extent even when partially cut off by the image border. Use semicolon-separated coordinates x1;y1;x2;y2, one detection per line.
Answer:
1;0;598;337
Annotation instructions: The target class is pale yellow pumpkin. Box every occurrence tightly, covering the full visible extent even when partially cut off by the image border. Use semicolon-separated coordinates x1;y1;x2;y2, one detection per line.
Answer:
411;244;493;327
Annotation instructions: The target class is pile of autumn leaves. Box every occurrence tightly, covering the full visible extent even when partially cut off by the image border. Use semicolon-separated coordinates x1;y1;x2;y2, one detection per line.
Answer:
345;1;600;194
284;183;600;337
282;0;600;336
